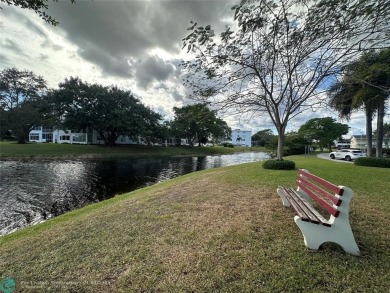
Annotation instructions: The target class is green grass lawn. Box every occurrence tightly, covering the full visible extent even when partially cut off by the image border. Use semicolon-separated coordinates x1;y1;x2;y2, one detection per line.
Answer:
0;156;389;292
0;141;266;160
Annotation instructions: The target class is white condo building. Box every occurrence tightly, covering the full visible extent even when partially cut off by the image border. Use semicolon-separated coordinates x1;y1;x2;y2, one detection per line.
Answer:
229;129;252;147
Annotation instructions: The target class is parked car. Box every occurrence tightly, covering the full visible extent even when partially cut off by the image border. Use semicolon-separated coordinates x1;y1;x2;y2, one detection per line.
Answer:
329;149;366;161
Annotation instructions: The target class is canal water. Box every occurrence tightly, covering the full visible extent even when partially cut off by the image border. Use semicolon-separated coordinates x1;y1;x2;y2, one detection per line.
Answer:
0;152;269;236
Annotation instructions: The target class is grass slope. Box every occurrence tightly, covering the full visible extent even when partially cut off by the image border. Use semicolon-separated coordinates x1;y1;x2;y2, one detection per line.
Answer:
0;142;265;160
1;156;389;292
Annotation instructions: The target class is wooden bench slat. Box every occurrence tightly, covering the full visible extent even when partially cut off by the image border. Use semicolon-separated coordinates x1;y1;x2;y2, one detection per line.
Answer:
297;182;340;218
298;169;343;195
288;188;331;227
297;176;342;206
280;187;311;221
286;188;331;226
282;187;329;225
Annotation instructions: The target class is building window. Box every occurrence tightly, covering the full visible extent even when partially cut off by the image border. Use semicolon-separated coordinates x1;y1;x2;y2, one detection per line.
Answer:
60;135;70;141
73;134;86;142
29;133;40;141
42;126;52;132
42;133;53;141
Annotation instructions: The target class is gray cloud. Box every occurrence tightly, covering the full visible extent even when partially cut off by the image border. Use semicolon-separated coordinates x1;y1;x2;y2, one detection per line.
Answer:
131;55;176;89
22;17;47;38
78;45;134;78
41;39;63;51
171;89;185;102
46;0;237;79
38;54;49;61
2;6;48;38
0;54;10;66
2;38;28;57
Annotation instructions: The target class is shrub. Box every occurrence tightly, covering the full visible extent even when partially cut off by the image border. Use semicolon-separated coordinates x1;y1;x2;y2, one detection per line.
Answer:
222;142;234;148
262;159;296;170
382;149;390;157
354;157;390;168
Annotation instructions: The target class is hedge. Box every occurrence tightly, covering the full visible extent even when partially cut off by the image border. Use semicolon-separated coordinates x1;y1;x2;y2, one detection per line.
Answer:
262;159;295;170
354;157;390;168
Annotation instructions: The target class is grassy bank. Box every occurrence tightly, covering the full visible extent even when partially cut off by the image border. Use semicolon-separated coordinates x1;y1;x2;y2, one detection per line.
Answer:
1;156;389;292
0;141;266;160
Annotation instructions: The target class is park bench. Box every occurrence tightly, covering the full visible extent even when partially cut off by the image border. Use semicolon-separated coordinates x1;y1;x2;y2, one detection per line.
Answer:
277;169;361;256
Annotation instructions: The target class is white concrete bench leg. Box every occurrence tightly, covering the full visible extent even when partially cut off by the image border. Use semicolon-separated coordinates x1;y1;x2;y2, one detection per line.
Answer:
294;216;361;256
277;187;291;207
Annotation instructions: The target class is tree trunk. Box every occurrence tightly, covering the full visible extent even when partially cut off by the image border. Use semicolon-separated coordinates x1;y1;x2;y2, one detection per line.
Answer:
107;132;117;146
376;100;385;158
365;108;373;157
17;137;26;144
276;124;286;160
16;126;29;144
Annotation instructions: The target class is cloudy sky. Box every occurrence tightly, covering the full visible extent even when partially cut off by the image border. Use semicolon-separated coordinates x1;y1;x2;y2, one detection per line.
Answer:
1;0;387;136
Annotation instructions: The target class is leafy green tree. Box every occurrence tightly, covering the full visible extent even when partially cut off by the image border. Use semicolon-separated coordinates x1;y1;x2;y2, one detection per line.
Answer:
170;103;231;146
266;131;310;156
137;106;165;146
252;129;275;147
182;0;389;160
0;68;47;143
51;77;162;146
329;49;390;157
0;68;46;110
0;0;75;26
298;117;349;152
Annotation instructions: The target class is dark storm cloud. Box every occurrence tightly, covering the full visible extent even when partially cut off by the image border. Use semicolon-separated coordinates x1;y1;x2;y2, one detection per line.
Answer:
131;55;176;89
47;0;237;79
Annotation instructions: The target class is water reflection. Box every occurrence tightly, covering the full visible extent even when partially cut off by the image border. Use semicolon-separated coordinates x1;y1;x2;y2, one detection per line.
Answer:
0;152;269;235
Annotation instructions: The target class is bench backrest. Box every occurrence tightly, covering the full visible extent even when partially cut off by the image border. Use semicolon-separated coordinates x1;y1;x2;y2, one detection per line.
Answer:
296;169;343;218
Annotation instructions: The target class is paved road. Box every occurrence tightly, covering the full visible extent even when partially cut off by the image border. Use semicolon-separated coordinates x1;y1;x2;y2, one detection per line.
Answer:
317;153;353;163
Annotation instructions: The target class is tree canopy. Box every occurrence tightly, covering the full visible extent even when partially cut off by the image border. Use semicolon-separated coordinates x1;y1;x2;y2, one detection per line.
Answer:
328;48;390;157
182;0;390;160
0;67;46;110
170;103;231;146
298;117;349;152
51;77;162;146
0;68;48;143
251;129;274;147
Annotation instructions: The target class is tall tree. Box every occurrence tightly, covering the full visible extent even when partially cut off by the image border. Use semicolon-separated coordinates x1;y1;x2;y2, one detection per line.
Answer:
51;77;162;146
252;129;275;147
329;49;390;157
0;0;75;26
170;103;231;146
0;68;46;110
0;68;47;143
182;0;389;160
374;122;390;150
298;117;349;152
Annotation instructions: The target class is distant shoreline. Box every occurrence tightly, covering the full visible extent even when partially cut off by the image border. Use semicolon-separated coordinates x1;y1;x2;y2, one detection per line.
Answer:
0;142;267;161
